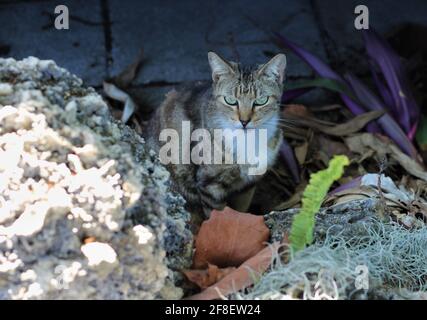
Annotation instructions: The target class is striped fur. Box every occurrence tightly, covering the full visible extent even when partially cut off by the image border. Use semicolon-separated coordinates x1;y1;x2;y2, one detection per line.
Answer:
145;52;286;216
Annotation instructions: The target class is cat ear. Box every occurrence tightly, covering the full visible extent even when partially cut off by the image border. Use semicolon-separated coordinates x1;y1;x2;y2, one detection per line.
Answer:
257;53;287;83
208;52;235;82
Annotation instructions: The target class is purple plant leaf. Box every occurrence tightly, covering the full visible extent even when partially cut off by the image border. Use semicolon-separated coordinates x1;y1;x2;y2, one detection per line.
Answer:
274;32;381;133
345;73;419;158
370;64;395;112
274;30;419;158
363;29;420;137
273;32;344;83
328;176;362;196
340;94;381;133
279;140;300;183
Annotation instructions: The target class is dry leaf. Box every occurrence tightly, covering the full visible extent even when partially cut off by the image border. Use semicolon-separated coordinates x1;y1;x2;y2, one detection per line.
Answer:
187;242;280;300
389;143;427;180
103;82;137;123
345;133;427;181
113;48;144;88
325;173;427;222
295;141;309;165
316;135;350;162
83;236;96;244
183;264;236;289
313;110;384;136
285;109;383;137
283;104;311;118
309;104;342;112
193;207;269;269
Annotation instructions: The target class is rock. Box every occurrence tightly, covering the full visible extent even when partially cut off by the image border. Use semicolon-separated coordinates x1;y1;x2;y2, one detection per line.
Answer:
249;198;427;300
265;198;379;243
0;57;193;299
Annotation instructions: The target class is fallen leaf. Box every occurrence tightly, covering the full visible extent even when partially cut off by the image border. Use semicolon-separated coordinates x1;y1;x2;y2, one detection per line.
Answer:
193;207;269;269
309;104;343;112
285;110;384;137
113;48;144;88
183;264;236;289
294;141;309;165
325;173;427;222
389;143;427;181
283;104;311;118
316;135;350;163
316;110;384;136
187;242;280;300
345;133;427;181
103;82;137;123
83;236;96;244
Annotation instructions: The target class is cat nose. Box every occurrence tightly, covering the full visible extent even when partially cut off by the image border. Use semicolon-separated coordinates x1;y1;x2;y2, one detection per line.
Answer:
240;119;250;128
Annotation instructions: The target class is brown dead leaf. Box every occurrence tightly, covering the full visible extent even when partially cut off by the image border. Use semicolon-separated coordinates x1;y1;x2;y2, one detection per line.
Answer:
326;186;375;206
113;48;144;88
283;102;383;137
183;264;236;289
187;242;280;300
345;133;427;181
283;104;311;118
294;141;309;165
325;174;427;224
193;207;269;269
389;143;427;181
316;110;384;136
83;236;96;244
285;110;384;137
316;135;350;163
309;104;342;112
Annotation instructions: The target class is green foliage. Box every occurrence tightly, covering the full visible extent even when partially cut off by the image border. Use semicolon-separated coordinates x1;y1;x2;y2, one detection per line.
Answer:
416;115;427;149
289;155;350;253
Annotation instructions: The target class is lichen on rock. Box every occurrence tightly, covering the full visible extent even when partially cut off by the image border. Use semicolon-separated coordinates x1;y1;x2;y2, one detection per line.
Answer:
0;57;193;299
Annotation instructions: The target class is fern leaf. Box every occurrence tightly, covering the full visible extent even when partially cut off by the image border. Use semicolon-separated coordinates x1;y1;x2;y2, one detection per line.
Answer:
289;155;350;252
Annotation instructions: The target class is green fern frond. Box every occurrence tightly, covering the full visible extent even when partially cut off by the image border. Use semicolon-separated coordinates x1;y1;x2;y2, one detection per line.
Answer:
289;155;350;253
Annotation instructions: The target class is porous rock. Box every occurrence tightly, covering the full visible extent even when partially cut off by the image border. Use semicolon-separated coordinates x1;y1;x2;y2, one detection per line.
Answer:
0;57;192;299
265;198;379;243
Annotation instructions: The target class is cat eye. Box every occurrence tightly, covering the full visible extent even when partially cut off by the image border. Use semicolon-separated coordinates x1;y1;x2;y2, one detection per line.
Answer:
253;96;269;107
224;96;238;106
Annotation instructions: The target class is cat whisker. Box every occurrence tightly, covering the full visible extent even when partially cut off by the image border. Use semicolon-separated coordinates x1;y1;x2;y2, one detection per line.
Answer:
274;121;299;128
274;123;297;130
277;117;301;123
264;118;297;125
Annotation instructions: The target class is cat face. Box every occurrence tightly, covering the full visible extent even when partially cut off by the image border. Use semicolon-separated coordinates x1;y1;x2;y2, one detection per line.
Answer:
207;52;286;131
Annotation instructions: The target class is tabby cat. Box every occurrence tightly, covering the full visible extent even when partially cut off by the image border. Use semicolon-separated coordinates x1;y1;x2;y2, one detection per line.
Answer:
145;52;286;216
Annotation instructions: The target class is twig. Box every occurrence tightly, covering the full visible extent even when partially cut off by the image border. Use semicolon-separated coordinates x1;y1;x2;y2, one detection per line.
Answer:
376;155;388;217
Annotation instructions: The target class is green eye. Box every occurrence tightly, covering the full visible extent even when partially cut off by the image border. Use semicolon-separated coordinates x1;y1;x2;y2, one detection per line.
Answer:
224;96;238;106
253;96;269;106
